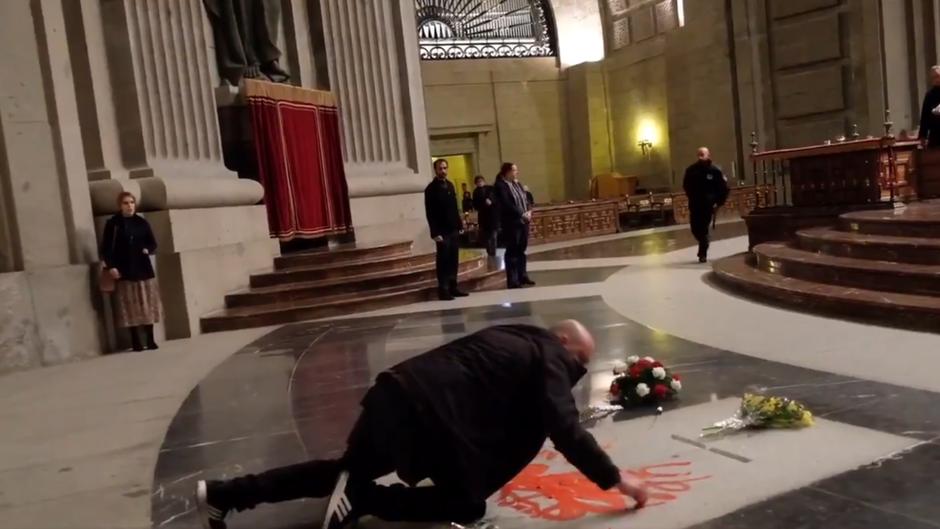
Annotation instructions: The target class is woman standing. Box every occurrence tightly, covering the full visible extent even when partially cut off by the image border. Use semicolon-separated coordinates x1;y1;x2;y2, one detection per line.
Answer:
100;192;162;351
494;162;535;289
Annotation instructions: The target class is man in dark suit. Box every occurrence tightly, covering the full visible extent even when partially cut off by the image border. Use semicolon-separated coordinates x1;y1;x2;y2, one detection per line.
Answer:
683;147;729;263
919;66;940;148
423;159;468;300
495;163;536;288
194;321;649;529
472;175;498;256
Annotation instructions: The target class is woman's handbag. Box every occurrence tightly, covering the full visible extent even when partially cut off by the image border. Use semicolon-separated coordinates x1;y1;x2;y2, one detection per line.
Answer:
99;224;118;293
99;264;116;293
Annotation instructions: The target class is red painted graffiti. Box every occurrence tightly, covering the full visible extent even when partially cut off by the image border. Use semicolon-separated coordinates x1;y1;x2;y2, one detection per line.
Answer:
498;452;710;521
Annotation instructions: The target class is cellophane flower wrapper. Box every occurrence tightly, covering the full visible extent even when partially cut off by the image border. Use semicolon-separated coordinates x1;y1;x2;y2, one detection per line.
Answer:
579;404;623;423
701;393;814;437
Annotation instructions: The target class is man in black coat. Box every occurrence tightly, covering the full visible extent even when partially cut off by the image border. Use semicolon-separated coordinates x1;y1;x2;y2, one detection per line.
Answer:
424;159;468;301
472;175;498;256
683;147;729;263
919;66;940;148
195;321;648;529
495;164;535;288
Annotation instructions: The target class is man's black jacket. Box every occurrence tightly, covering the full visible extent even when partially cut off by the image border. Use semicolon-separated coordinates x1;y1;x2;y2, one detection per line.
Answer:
424;177;463;238
683;161;729;210
381;325;621;500
920;86;940;146
494;177;528;229
472;185;498;230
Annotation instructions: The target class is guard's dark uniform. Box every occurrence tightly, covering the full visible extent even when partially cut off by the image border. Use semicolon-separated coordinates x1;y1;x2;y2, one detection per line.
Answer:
683;161;729;261
919;86;940;147
424;177;464;296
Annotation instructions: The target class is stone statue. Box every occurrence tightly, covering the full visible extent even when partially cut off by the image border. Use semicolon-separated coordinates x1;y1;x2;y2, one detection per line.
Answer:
203;0;290;85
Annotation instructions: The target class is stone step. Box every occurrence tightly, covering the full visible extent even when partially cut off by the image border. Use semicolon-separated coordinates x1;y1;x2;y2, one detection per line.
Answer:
201;267;504;333
839;203;940;238
711;252;940;332
226;257;482;308
754;242;940;296
249;253;436;288
796;227;940;265
274;240;413;270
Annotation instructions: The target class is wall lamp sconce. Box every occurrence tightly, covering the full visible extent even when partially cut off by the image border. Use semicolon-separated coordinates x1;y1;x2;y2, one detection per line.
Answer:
638;139;653;158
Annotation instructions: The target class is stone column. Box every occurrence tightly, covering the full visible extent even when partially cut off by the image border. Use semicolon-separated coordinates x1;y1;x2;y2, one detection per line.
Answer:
84;0;263;212
0;0;103;371
566;62;613;200
318;0;433;245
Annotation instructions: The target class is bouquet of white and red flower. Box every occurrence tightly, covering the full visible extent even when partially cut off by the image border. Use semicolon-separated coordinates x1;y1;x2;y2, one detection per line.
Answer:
609;356;682;406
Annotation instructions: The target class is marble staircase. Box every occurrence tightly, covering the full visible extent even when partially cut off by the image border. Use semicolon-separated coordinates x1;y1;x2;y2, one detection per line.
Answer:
201;241;503;332
712;201;940;331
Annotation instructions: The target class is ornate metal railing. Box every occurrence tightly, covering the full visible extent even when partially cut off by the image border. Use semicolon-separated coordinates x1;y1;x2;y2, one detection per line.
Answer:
415;0;555;60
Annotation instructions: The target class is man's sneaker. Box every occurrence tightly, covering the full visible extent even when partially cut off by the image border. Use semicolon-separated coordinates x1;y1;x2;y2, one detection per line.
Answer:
323;470;357;529
195;480;230;529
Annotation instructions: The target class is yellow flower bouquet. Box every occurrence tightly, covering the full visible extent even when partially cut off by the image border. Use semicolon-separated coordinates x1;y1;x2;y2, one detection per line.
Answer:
701;393;814;437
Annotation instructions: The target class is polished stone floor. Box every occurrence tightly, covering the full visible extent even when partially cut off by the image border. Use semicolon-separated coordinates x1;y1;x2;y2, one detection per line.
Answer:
529;222;746;261
152;225;940;529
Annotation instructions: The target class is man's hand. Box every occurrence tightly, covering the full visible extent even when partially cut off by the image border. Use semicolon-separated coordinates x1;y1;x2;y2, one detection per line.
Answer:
615;474;648;509
108;268;121;280
433;235;443;243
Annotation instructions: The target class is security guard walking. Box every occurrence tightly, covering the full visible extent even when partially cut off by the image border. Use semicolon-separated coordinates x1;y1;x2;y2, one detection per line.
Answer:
683;147;728;263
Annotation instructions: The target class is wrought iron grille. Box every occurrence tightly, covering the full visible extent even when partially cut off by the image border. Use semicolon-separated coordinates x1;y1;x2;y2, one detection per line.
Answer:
415;0;556;60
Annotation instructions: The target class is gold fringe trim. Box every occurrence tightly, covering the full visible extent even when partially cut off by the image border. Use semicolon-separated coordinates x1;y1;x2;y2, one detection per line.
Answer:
244;80;337;107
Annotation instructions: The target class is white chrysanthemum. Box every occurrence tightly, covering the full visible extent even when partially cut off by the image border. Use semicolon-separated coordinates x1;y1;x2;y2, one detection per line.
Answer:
642;356;655;363
635;383;650;397
652;367;667;380
626;355;640;366
670;379;682;392
612;361;628;375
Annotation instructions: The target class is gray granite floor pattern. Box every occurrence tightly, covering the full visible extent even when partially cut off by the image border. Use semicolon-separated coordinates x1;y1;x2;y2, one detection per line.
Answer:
151;295;940;529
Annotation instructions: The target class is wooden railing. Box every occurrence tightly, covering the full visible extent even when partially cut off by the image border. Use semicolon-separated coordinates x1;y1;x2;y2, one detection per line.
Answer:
749;133;920;207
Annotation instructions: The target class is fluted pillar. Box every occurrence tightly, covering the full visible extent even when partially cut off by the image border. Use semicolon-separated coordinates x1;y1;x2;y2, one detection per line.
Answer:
319;0;432;196
82;0;262;213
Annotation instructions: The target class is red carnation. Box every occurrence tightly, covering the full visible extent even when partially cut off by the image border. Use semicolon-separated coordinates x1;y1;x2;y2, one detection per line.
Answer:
652;361;664;368
672;374;681;381
628;365;644;379
652;384;669;400
609;381;621;396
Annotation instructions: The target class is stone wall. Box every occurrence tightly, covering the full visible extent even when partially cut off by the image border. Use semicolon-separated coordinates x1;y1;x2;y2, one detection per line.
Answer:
422;59;571;203
592;0;908;189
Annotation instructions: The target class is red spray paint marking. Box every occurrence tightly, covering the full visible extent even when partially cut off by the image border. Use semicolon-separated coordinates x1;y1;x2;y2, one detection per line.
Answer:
498;451;710;521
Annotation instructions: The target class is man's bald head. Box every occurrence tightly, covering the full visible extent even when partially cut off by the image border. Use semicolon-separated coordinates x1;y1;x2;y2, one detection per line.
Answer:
697;147;711;162
550;320;596;365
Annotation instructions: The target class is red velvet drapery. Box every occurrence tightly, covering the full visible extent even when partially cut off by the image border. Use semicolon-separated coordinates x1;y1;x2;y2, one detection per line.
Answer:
245;80;352;240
